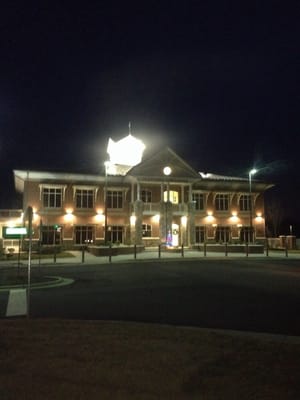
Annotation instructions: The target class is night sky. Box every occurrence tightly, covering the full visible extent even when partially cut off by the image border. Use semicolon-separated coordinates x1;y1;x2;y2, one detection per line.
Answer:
1;2;299;231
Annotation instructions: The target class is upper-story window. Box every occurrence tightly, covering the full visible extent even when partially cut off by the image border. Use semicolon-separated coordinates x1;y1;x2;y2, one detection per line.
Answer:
76;189;94;209
215;194;229;211
42;187;62;208
107;190;123;209
141;190;152;203
239;194;251;211
192;193;205;210
163;190;179;204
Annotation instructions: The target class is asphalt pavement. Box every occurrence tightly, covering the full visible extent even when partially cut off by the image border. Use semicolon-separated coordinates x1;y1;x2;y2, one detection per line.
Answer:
1;248;300;336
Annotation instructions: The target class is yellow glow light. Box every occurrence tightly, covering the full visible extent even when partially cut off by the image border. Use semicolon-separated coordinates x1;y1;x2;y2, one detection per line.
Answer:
130;215;136;226
181;216;187;227
152;214;160;223
230;213;239;223
95;213;104;223
206;212;214;223
64;211;74;222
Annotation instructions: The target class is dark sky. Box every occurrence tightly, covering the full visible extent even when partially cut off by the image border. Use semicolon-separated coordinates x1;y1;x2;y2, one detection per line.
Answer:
0;1;299;227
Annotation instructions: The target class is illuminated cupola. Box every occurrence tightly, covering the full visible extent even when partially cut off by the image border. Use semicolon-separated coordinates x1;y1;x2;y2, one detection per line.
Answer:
106;131;146;175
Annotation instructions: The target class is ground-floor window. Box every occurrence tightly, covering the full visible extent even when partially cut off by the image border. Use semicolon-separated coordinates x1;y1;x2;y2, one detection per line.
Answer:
215;227;230;243
195;226;205;243
41;225;61;245
107;225;123;244
75;226;94;245
142;223;152;237
240;227;254;243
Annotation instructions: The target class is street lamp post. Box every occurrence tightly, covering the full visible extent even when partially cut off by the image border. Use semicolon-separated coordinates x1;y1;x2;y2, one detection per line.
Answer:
163;166;172;245
248;168;257;243
104;161;110;245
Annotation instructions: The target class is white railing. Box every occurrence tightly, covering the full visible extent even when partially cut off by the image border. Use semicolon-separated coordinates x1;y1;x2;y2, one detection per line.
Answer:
142;203;188;213
172;203;187;213
143;202;161;213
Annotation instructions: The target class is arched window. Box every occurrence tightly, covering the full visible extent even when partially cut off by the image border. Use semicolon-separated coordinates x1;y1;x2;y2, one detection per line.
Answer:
239;195;251;211
215;194;229;211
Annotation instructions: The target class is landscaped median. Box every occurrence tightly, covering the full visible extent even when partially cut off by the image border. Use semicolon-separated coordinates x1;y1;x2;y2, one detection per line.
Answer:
0;319;300;399
0;274;74;292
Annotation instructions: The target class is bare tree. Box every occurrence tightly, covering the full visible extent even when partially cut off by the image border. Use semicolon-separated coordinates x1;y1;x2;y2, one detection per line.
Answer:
265;198;284;237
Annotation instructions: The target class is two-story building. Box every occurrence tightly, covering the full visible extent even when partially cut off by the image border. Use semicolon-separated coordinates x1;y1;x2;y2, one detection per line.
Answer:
13;145;273;249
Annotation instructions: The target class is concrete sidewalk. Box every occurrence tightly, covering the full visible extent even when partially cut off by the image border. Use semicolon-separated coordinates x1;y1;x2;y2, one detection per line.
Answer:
1;247;299;268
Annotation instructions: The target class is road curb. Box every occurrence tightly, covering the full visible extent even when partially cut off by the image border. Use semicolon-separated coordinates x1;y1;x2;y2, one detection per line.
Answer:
0;276;74;292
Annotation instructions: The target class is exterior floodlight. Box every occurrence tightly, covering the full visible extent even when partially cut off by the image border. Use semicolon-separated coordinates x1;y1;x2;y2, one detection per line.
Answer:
107;134;145;166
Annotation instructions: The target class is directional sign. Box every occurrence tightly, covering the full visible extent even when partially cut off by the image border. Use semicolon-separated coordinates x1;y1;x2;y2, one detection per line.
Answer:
2;226;27;239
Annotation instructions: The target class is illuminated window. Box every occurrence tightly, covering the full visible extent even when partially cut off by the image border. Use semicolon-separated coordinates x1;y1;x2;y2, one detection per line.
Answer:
239;195;251;211
141;190;152;203
215;194;229;211
43;188;62;208
142;223;152;237
75;226;93;244
215;227;230;242
192;193;204;210
195;226;205;243
76;189;94;209
107;226;123;243
163;190;179;204
107;191;123;209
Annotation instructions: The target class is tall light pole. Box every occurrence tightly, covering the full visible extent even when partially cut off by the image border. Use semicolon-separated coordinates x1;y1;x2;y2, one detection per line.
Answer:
248;168;257;243
163;166;172;245
104;161;110;245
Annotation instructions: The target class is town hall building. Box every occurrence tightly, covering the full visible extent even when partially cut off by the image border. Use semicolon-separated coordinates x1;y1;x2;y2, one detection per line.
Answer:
11;135;273;250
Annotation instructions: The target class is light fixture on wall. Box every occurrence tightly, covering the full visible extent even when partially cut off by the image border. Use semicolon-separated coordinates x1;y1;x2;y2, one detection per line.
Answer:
130;215;136;226
181;216;187;227
64;209;74;223
152;214;160;223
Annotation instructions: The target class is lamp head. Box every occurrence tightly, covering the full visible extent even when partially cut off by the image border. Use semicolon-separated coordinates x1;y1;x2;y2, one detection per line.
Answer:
249;168;257;176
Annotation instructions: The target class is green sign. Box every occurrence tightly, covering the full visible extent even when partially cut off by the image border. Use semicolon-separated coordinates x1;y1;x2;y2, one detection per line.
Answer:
2;226;27;239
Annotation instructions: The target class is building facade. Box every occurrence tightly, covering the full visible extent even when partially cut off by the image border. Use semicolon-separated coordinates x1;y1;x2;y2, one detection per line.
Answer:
12;147;273;249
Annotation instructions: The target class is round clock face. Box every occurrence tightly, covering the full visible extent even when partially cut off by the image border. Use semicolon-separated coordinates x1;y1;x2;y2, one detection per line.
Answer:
163;166;172;176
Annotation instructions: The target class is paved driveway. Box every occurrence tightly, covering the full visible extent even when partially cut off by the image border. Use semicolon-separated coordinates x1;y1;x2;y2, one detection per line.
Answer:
10;257;298;336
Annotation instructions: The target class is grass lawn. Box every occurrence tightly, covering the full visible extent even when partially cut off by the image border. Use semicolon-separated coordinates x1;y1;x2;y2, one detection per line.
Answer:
1;320;300;399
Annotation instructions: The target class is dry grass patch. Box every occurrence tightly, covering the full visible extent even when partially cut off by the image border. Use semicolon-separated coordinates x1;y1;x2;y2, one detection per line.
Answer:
0;320;300;399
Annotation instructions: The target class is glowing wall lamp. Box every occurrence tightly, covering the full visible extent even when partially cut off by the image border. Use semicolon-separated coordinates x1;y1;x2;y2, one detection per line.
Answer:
95;211;104;223
152;214;160;223
130;215;137;226
64;209;74;223
206;211;214;223
181;216;187;227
